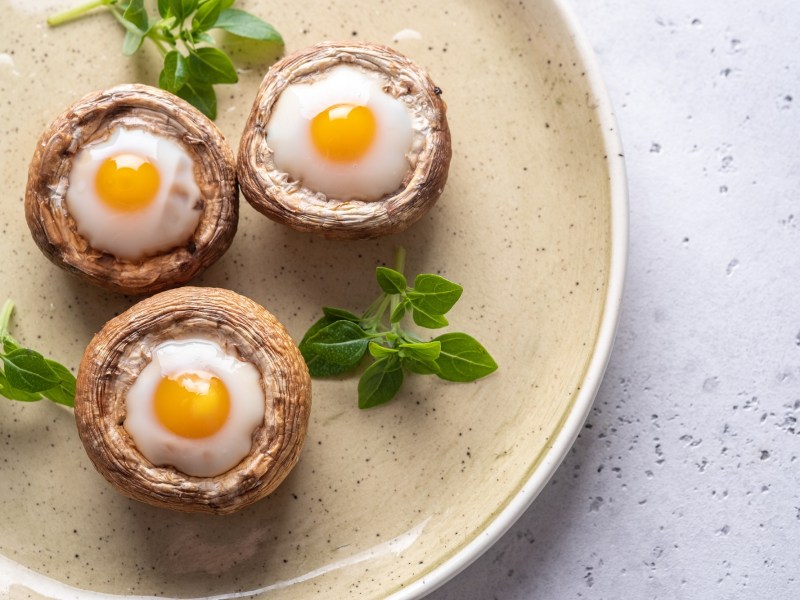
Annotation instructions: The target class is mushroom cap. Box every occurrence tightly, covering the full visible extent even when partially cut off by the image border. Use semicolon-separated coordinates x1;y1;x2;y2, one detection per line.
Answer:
25;84;238;295
74;287;311;515
237;41;452;240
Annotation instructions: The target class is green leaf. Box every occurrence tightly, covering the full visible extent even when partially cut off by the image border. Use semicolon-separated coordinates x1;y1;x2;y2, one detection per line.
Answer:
2;349;60;393
192;0;222;33
368;342;398;359
45;360;76;387
157;0;171;18
401;355;441;376
389;300;407;323
409;305;449;329
159;51;189;92
43;360;76;407
122;29;145;56
42;384;74;407
398;341;441;362
2;335;20;354
322;307;361;323
308;321;369;367
213;8;283;43
299;316;353;377
188;47;238;84
358;356;403;409
192;31;215;44
408;274;463;316
176;79;217;119
376;267;407;295
169;0;198;21
219;0;234;8
0;371;42;402
122;0;148;31
434;333;498;382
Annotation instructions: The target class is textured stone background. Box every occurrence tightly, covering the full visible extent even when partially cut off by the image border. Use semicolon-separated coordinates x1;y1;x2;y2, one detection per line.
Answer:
431;0;800;598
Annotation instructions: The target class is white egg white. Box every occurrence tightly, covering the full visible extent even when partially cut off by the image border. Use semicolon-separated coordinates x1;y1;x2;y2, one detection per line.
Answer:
124;338;265;478
66;128;202;260
266;65;414;201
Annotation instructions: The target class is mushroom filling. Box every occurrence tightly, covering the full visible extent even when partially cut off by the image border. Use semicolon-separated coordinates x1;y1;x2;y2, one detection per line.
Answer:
123;338;265;478
65;127;202;260
265;65;415;201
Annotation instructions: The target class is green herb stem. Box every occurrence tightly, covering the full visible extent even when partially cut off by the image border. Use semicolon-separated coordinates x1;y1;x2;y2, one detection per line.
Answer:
149;36;170;57
394;246;407;276
47;0;114;27
361;294;387;322
363;295;391;330
0;299;14;338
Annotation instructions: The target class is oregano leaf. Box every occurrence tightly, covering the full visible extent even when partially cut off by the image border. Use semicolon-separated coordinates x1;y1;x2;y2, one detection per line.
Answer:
0;371;43;402
169;0;198;21
299;316;353;377
408;274;463;316
213;8;283;42
159;50;189;92
400;355;441;376
122;0;149;31
158;0;172;18
376;267;407;295
308;321;369;367
122;29;145;56
368;342;398;360
322;307;362;323
192;0;223;33
176;79;217;119
409;303;449;329
398;341;441;362
433;333;498;382
2;349;60;393
358;356;403;409
389;300;407;323
188;47;238;83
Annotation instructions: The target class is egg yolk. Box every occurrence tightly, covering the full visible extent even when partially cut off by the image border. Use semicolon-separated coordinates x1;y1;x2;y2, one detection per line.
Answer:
310;104;376;162
154;372;230;439
95;154;160;212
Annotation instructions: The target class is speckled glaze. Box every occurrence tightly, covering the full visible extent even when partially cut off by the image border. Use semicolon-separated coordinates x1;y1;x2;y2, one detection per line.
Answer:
0;0;624;599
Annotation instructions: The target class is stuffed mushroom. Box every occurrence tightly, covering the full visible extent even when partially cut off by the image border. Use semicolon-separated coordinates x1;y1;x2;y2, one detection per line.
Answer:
237;42;452;239
25;84;238;295
75;287;311;514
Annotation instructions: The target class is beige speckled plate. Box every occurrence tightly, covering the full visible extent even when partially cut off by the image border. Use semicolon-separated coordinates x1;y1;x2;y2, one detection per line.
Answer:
0;0;626;598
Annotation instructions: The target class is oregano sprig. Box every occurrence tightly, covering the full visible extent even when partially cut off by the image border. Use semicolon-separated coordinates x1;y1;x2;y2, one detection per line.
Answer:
0;300;76;408
47;0;283;119
299;248;498;409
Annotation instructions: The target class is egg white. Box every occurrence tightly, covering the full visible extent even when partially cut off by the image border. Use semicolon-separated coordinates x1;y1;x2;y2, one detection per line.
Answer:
124;338;265;478
66;127;202;260
266;65;414;201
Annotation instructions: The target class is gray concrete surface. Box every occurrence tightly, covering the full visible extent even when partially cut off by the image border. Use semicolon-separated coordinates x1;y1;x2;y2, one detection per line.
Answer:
430;0;800;597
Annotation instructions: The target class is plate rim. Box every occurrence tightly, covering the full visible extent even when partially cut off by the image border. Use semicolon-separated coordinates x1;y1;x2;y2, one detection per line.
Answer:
388;0;629;597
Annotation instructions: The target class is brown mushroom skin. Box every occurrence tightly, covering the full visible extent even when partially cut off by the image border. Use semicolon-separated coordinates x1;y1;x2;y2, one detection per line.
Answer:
75;287;311;515
25;84;238;296
237;42;452;240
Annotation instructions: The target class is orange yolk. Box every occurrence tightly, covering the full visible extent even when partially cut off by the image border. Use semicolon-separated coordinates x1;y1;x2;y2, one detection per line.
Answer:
95;154;160;212
310;103;376;162
153;372;230;439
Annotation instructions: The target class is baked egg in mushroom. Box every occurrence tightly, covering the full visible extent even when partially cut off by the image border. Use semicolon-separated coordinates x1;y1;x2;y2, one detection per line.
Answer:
25;84;238;295
237;41;452;239
75;287;311;514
